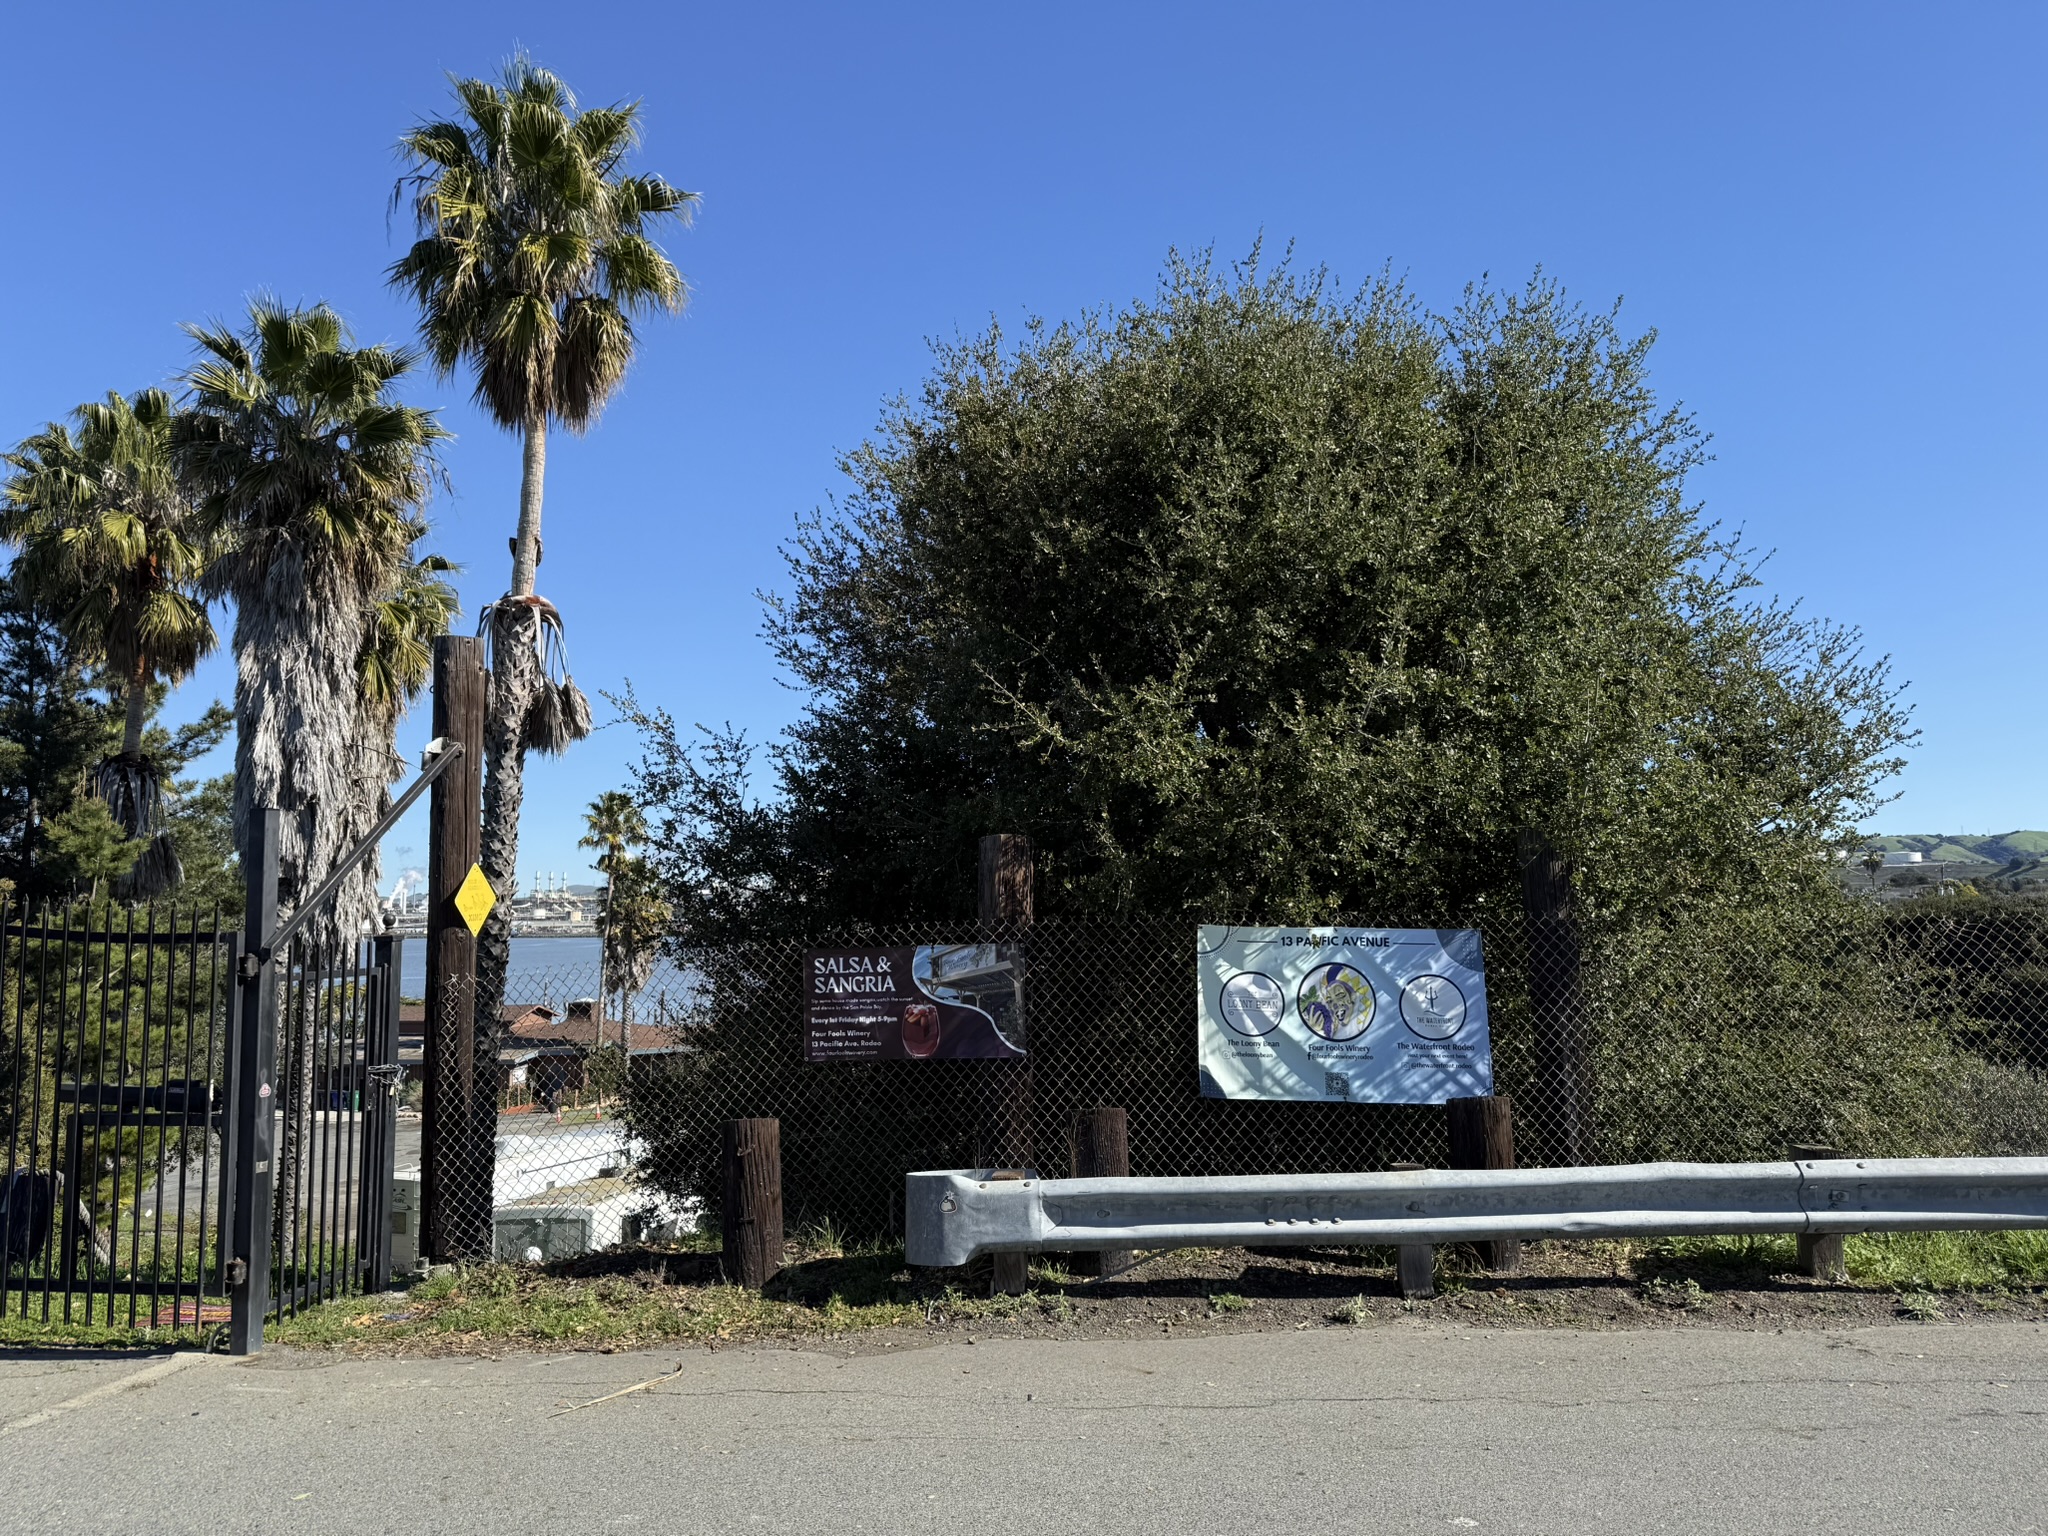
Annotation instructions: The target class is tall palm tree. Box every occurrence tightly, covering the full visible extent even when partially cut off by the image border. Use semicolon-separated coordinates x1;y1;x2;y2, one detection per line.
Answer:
179;301;446;1255
2;388;217;897
600;853;669;1038
579;789;648;1047
390;55;694;1050
180;300;448;937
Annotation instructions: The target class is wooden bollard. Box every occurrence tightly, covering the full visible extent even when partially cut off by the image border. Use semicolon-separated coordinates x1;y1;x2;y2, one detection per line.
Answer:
1448;1094;1522;1274
1070;1107;1133;1279
1792;1143;1847;1282
1389;1162;1436;1298
721;1118;784;1288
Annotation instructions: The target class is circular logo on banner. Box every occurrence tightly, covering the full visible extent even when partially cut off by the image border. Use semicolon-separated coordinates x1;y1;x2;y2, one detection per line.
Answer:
1218;971;1285;1037
1400;974;1468;1039
1298;963;1375;1041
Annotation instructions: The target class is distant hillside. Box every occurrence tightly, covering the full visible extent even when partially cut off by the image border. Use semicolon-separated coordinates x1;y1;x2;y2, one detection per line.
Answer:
1867;831;2048;866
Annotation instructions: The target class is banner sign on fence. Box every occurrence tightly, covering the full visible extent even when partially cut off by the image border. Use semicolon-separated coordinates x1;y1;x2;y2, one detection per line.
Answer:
805;944;1027;1061
1197;925;1491;1104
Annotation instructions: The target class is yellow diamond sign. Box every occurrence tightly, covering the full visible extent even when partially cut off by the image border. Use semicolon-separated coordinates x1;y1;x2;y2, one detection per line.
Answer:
453;864;497;936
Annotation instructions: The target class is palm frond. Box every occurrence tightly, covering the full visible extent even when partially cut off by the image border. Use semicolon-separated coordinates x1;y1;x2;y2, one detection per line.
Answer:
2;387;217;686
358;544;462;724
552;296;633;427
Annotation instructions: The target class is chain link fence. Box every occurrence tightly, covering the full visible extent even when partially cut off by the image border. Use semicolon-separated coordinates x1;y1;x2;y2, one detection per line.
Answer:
409;906;2048;1259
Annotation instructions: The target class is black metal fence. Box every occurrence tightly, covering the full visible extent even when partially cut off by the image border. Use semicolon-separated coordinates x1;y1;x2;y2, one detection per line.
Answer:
429;904;2048;1254
0;893;403;1340
0;901;238;1332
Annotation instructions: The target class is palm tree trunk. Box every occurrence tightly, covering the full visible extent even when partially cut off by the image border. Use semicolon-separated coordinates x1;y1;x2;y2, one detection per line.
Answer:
121;659;147;758
233;553;380;1259
470;416;550;1241
600;842;613;1050
510;417;546;598
471;601;541;1236
233;563;382;934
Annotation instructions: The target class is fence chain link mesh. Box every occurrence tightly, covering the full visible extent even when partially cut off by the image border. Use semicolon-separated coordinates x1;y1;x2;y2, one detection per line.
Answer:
405;908;2048;1259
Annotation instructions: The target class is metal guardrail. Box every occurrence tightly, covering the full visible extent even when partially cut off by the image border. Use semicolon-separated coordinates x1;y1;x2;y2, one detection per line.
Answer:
903;1157;2048;1267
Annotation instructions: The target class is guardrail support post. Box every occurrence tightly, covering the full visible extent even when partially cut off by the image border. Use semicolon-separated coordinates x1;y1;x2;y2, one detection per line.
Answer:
722;1117;783;1288
988;1169;1031;1294
1070;1107;1132;1279
1448;1095;1522;1273
1390;1162;1437;1298
1792;1143;1848;1281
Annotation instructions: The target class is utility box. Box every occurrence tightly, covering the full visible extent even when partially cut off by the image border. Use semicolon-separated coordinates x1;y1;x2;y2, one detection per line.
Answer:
493;1206;595;1262
390;1174;422;1279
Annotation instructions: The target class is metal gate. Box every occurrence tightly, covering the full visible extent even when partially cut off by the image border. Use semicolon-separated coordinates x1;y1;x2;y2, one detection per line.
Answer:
4;744;456;1350
219;747;460;1352
250;929;404;1326
220;806;412;1352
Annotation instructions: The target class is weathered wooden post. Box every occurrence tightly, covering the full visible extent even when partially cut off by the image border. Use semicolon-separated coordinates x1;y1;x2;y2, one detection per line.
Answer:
1070;1107;1132;1279
980;833;1034;1297
978;833;1034;929
1792;1143;1848;1281
1389;1161;1437;1299
722;1117;784;1288
1447;1094;1521;1273
1519;829;1588;1166
422;635;487;1263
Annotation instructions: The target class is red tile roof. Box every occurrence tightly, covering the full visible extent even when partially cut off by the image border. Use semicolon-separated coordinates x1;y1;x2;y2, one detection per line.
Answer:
398;1002;559;1037
505;1012;684;1054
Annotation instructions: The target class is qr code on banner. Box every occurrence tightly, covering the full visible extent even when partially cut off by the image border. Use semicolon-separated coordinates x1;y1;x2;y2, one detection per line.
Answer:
1324;1072;1351;1099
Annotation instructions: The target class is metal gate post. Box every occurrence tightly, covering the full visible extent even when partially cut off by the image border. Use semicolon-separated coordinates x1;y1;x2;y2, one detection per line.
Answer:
362;934;403;1288
215;931;244;1299
227;809;281;1356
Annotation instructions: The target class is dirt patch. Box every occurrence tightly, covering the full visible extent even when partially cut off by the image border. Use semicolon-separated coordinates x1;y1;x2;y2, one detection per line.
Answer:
854;1242;2046;1347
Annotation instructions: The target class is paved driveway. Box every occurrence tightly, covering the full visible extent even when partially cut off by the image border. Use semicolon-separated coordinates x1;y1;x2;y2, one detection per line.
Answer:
1;1321;2042;1534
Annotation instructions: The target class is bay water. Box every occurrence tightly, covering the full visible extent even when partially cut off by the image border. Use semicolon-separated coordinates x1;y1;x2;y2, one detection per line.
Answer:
395;934;604;1002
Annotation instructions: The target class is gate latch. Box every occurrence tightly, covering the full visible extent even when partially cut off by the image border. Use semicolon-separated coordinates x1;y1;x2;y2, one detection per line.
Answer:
367;1064;402;1096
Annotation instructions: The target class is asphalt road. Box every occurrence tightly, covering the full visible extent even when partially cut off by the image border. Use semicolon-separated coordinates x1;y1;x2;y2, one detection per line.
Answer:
1;1322;2043;1535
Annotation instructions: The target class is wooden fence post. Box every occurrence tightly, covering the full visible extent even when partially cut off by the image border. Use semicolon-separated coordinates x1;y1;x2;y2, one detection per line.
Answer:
1390;1162;1436;1299
722;1117;784;1288
422;636;487;1263
1070;1107;1132;1279
1792;1143;1847;1281
1519;829;1588;1166
1448;1095;1522;1274
980;833;1033;1297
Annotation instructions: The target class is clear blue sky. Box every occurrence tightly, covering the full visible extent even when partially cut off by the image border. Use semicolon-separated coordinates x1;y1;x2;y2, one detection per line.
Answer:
3;3;2042;893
